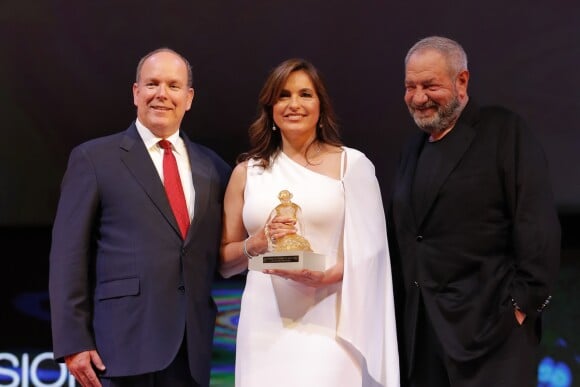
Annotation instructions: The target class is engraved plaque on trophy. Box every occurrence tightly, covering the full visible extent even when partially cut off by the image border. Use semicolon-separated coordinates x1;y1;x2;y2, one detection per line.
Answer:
248;190;326;272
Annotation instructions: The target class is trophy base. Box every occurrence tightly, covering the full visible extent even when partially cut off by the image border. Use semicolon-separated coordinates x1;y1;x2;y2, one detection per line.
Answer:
248;251;326;272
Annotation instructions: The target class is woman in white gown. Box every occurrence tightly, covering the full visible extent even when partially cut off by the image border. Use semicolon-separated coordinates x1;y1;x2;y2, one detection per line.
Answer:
219;59;399;387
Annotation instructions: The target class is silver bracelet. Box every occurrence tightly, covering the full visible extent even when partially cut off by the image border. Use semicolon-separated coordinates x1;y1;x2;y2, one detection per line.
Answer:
243;237;255;259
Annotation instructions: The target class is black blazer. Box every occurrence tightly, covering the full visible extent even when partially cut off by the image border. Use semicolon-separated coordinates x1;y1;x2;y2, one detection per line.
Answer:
49;123;231;386
388;101;560;374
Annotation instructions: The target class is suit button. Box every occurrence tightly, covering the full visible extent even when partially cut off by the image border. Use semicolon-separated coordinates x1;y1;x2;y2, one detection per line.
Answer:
178;285;185;294
416;235;423;242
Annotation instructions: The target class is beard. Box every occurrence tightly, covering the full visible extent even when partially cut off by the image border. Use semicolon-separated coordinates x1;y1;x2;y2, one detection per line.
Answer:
408;93;462;136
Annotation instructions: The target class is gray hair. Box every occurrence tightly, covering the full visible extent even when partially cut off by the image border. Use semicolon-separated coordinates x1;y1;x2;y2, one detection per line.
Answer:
135;47;193;87
405;36;468;77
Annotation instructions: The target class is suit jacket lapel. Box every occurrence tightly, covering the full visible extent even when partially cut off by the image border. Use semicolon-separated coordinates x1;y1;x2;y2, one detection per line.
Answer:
181;133;211;244
402;133;425;228
416;103;479;227
120;124;182;237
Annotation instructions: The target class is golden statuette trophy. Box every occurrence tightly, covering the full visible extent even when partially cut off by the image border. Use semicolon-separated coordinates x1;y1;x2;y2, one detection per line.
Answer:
248;190;325;272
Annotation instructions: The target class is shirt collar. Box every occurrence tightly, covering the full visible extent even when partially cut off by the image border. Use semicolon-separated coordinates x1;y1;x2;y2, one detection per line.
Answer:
135;119;184;153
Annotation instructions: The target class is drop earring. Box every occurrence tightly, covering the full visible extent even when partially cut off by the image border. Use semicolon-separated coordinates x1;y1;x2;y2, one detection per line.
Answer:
272;124;277;131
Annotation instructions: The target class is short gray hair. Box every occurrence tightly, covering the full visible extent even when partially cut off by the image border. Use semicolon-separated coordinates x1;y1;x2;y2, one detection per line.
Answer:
405;36;468;76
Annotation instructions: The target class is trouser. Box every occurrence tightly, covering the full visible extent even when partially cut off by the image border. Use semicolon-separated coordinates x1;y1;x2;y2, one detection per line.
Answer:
410;300;539;387
100;339;201;387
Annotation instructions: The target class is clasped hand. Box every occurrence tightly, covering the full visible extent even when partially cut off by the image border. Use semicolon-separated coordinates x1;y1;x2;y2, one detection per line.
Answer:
265;215;297;242
261;217;343;287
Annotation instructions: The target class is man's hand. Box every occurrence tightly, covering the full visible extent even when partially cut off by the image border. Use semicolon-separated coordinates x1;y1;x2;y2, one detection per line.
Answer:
65;350;106;387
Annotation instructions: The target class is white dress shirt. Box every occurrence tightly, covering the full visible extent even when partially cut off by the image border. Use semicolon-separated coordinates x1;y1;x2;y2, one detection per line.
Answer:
135;119;195;221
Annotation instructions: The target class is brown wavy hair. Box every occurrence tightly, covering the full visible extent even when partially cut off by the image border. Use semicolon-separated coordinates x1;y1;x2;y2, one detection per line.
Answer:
238;58;342;168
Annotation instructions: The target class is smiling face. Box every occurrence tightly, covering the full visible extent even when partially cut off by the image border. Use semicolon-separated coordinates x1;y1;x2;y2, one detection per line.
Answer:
132;50;194;138
404;49;468;137
272;70;320;142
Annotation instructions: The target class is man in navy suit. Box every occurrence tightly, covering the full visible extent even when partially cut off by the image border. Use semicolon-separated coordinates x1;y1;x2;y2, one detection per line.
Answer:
49;48;231;386
388;36;560;386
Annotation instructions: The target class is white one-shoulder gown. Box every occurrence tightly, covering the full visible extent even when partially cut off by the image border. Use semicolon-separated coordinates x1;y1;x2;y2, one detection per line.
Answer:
235;148;399;387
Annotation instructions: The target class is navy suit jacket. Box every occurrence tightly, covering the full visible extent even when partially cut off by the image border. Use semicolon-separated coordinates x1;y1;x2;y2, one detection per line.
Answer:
388;101;560;377
49;123;231;386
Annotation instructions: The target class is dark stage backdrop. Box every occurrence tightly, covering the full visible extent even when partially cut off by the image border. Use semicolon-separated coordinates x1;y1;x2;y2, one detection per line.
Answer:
0;1;578;386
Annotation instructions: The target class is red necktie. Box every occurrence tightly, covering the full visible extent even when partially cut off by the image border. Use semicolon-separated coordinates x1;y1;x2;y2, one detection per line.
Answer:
158;140;190;239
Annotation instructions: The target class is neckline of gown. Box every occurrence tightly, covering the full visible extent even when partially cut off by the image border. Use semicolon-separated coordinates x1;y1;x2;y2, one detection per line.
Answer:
277;148;344;182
